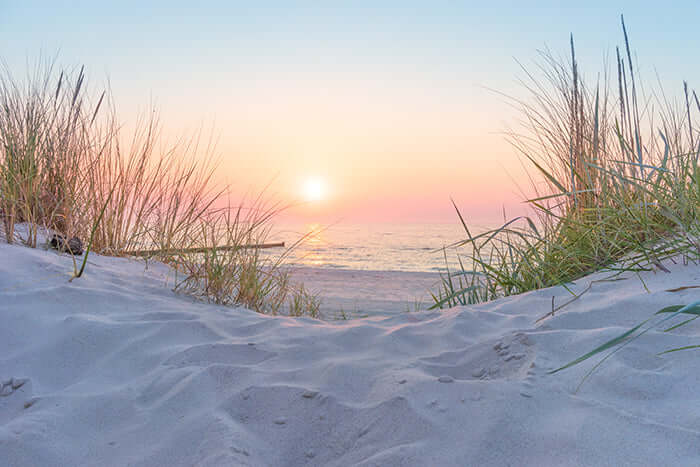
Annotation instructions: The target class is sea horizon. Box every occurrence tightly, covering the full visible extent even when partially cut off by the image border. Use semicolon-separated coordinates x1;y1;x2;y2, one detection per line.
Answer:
271;220;496;274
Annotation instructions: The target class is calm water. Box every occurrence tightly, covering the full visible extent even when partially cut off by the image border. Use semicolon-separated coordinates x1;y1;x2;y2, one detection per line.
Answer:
265;222;495;316
271;222;485;273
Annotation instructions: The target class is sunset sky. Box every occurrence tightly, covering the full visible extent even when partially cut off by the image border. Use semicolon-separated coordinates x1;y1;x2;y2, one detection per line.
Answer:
2;2;699;224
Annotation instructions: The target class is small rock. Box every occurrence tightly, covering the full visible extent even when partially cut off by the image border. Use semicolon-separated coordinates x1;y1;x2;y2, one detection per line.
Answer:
273;418;287;425
302;390;318;399
0;385;12;396
66;237;83;255
398;379;407;384
520;391;533;398
505;354;525;362
49;234;84;255
305;450;315;459
471;368;486;378
438;375;454;383
23;397;39;409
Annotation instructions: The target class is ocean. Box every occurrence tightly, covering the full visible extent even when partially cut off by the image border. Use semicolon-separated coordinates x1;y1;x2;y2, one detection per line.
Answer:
273;222;474;273
270;222;486;317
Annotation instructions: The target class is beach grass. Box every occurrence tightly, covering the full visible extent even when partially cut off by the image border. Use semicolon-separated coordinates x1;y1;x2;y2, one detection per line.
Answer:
0;58;317;316
432;15;700;310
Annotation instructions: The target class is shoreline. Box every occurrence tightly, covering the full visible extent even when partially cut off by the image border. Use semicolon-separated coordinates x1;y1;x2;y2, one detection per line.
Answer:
285;265;443;317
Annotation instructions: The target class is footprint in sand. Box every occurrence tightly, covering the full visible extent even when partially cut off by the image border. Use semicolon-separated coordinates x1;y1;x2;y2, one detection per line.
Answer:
222;385;431;466
0;377;28;396
420;332;535;382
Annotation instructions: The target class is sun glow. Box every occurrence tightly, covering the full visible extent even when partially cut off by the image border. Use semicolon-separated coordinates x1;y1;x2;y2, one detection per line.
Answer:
302;177;326;202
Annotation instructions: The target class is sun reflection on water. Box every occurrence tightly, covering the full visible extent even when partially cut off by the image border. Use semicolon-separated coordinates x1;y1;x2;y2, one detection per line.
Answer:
306;223;324;245
278;223;469;272
303;223;328;266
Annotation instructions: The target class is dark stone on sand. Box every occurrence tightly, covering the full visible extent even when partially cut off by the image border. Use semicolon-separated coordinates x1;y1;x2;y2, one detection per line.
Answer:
50;234;84;256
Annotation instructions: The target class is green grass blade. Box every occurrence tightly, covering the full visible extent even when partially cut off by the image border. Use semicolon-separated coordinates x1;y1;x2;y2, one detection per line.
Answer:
663;316;698;332
658;345;700;355
428;285;478;310
548;318;651;374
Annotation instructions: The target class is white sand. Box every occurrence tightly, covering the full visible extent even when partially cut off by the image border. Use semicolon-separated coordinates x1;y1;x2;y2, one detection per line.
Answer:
287;267;441;317
2;237;700;466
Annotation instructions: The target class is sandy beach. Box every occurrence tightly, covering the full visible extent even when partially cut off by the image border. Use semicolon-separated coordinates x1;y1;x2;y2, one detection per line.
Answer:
287;266;441;317
3;240;700;466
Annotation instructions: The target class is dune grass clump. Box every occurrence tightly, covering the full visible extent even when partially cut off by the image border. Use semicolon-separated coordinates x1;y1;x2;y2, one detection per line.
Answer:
169;200;321;317
0;61;99;247
432;16;700;309
0;58;318;317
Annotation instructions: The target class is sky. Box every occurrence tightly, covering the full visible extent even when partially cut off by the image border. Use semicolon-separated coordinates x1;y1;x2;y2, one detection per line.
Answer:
1;1;699;225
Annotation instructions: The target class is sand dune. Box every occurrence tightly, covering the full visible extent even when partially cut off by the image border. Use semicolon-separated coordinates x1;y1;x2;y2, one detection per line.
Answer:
2;240;700;466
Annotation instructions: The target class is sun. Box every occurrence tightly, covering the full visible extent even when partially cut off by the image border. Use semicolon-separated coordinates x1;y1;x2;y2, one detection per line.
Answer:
302;177;326;202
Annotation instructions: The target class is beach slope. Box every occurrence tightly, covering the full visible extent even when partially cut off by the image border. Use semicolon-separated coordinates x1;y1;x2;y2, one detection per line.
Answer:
2;241;700;466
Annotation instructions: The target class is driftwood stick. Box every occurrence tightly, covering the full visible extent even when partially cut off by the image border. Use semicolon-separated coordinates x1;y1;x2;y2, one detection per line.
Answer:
126;242;285;257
